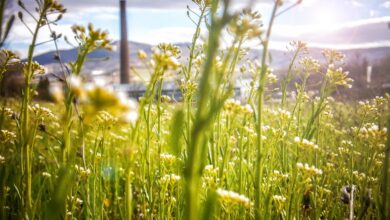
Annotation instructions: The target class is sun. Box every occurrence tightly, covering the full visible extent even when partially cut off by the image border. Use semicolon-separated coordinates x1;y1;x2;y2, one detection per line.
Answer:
312;7;340;32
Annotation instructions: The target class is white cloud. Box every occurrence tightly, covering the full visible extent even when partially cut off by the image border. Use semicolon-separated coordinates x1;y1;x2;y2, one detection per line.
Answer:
307;41;390;50
267;40;390;51
136;27;199;45
338;16;390;28
350;0;364;7
380;1;390;9
369;10;380;17
8;0;390;58
15;0;265;11
61;0;188;9
8;22;75;57
271;16;390;41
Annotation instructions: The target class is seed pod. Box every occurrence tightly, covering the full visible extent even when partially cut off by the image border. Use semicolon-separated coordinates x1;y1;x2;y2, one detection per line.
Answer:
38;123;46;132
340;186;351;204
55;14;63;22
17;12;23;21
364;189;372;207
53;52;60;61
17;0;25;8
302;190;311;210
11;112;18;120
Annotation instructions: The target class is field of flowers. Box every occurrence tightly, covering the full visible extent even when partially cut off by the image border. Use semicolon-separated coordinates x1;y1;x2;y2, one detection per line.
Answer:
0;0;389;219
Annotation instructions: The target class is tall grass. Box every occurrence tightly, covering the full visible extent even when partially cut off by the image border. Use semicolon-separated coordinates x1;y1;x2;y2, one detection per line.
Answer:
0;0;389;219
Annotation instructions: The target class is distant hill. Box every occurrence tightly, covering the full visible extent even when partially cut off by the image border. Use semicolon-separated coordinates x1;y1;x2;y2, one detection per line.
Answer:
33;41;154;75
250;46;390;69
32;41;390;77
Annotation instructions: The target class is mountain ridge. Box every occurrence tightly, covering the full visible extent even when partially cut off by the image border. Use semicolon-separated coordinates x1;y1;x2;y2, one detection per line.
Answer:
33;40;390;76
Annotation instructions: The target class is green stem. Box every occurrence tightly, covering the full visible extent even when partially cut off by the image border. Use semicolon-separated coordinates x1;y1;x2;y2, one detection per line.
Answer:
184;2;230;219
184;6;206;151
125;169;133;220
20;12;44;217
254;2;278;220
381;117;390;219
281;48;301;109
187;7;206;79
157;78;163;171
62;46;89;164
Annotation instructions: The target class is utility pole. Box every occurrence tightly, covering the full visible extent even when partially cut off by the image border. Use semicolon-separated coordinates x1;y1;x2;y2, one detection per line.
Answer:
120;0;130;84
366;65;372;88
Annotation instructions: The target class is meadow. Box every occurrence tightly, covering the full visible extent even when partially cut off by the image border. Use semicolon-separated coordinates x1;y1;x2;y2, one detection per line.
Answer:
0;0;389;219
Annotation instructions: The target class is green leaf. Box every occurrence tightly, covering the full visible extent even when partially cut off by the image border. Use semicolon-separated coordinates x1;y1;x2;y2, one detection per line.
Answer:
201;190;219;220
1;14;15;46
44;167;74;219
170;108;185;156
268;51;273;64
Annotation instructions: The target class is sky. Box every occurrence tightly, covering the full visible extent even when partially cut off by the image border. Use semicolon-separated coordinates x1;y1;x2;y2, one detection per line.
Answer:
5;0;390;57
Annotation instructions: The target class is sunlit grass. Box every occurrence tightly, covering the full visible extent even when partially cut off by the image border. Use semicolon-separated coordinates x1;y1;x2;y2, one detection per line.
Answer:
0;0;389;219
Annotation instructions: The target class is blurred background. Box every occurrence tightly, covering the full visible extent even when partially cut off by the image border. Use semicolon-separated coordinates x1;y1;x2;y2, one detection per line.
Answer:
2;0;390;99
